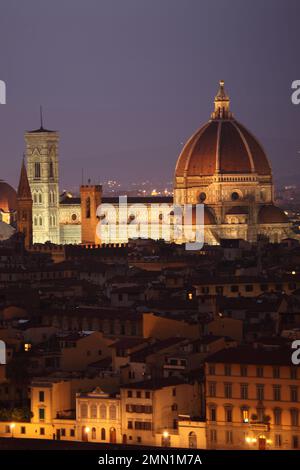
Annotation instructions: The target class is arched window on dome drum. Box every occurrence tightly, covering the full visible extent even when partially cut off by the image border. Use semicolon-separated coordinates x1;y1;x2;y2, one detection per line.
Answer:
86;197;91;218
34;162;41;179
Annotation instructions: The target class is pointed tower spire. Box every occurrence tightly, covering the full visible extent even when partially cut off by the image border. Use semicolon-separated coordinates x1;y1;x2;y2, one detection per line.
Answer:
211;80;233;119
17;156;32;199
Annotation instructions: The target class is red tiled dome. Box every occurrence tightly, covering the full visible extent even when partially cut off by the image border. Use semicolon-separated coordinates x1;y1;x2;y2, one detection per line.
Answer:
258;205;289;224
0;181;17;212
175;81;272;178
175;119;271;178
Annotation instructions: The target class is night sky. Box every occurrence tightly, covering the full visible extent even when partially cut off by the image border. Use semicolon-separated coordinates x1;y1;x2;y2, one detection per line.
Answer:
0;0;300;191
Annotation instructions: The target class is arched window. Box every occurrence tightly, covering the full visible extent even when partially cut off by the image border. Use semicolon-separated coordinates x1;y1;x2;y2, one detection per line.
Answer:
49;215;53;227
33;193;38;204
189;431;197;449
90;405;97;419
53;215;56;227
91;427;96;440
39;216;43;226
34;162;41;178
34;216;38;226
109;405;116;420
86;197;91;218
100;404;106;420
39;193;42;204
101;428;106;440
80;404;88;418
49;161;54;178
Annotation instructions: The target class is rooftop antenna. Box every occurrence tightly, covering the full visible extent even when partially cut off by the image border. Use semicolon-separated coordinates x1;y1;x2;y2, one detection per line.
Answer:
40;105;44;129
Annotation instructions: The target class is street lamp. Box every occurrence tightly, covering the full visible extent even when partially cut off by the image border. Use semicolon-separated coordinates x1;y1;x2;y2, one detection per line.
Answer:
10;423;15;438
85;426;90;442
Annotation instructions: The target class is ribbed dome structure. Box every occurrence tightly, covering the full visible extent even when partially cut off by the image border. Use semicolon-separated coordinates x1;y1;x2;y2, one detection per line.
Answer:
175;81;271;178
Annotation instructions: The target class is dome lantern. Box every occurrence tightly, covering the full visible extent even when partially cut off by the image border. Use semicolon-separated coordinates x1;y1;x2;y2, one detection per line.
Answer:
211;80;233;120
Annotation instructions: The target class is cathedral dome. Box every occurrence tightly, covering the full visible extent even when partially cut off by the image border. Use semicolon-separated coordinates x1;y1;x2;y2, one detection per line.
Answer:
0;181;17;212
258;205;289;224
175;81;272;178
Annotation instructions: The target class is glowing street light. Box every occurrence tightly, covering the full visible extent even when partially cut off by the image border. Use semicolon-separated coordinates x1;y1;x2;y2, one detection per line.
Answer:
10;423;15;438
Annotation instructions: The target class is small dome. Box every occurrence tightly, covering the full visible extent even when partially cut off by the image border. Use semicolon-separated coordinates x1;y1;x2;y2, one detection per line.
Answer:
258;205;289;224
0;181;17;212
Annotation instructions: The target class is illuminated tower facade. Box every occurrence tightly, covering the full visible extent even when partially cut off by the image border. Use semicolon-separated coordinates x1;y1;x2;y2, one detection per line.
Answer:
25;114;60;244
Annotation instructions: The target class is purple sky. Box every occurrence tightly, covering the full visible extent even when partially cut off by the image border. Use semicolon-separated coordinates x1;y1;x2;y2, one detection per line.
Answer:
0;0;300;191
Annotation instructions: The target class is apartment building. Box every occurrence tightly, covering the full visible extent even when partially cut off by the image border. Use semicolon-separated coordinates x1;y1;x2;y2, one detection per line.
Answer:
205;346;300;450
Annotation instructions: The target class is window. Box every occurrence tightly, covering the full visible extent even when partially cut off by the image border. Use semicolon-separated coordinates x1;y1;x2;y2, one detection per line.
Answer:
86;197;91;218
33;193;38;204
91;427;96;439
209;365;215;375
291;409;299;427
225;430;233;444
274;408;282;426
209;407;217;422
134;421;152;431
256;384;264;401
39;193;42;204
241;408;249;423
275;434;282;448
209;382;216;397
90;404;97;419
224;383;232;399
241;383;248;400
128;421;133;430
145;391;150;399
5;425;10;433
273;367;280;379
231;285;239;293
70;429;75;437
137;391;141;398
39;391;45;402
40;427;45;435
34;162;41;178
291;367;297;380
127;390;132;398
39;216;43;226
39;408;45;421
224;364;231;376
256;367;264;378
61;429;66;437
99;404;106;419
172;388;176;397
273;385;281;401
80;404;88;419
245;284;253;292
71;213;77;221
292;435;299;449
291;386;298;402
240;366;247;377
225;407;233;423
21;426;26;435
109;405;116;420
210;429;217;443
49;161;54;178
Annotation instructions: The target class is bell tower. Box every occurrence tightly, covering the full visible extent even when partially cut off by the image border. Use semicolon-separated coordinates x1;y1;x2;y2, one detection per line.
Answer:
80;184;102;245
16;158;33;248
25;109;60;244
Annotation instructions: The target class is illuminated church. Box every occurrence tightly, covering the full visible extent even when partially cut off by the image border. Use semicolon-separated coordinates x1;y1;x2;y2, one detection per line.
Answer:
0;81;292;246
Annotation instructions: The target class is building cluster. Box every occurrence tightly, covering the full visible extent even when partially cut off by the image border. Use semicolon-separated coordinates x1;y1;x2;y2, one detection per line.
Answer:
0;81;295;247
0;235;300;449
